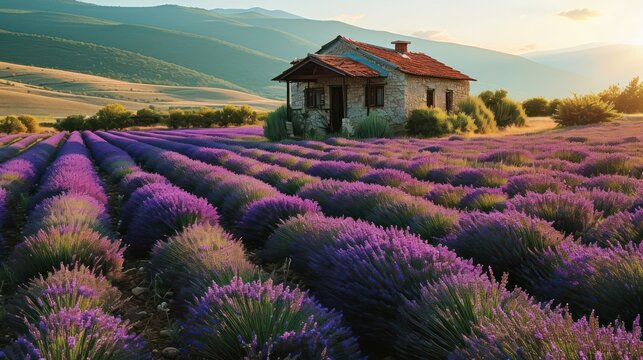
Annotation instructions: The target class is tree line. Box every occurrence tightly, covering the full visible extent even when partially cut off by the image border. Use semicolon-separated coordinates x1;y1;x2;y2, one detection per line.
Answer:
54;104;265;131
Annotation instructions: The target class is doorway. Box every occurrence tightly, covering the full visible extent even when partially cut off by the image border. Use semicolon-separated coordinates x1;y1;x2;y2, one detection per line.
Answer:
330;86;344;133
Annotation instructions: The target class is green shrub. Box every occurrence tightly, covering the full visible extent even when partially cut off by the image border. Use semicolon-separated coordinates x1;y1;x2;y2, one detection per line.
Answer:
457;96;496;133
17;115;40;133
55;115;87;131
0;116;28;134
264;105;289;141
134;107;165;126
553;94;620;126
522;97;549;117
494;98;528;127
96;103;133;130
479;89;508;109
547;98;561;116
407;108;448;137
215;105;258;127
353;112;393;138
446;113;477;134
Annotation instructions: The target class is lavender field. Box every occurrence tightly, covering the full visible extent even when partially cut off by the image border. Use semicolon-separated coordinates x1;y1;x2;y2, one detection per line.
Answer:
0;120;641;359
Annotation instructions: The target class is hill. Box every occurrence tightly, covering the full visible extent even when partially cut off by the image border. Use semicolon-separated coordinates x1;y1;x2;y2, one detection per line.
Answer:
211;7;303;19
0;0;607;99
0;61;281;118
0;9;289;98
525;44;643;87
0;29;240;90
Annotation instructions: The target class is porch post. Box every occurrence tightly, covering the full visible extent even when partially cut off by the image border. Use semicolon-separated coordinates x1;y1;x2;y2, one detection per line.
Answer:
286;80;291;123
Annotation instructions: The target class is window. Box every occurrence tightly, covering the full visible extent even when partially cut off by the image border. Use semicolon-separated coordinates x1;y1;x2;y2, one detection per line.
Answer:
446;90;454;113
427;88;435;108
365;85;385;107
305;88;325;109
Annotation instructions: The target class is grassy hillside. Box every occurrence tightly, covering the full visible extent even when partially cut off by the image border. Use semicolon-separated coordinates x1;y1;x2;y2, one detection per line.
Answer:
0;9;288;98
0;30;242;90
0;61;281;118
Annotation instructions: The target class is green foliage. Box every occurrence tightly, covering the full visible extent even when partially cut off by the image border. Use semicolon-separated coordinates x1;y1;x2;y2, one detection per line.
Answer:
522;97;549;117
55;115;86;131
134;106;164;126
553;94;620;126
598;77;643;114
547;98;562;116
456;96;496;133
0;31;237;90
479;89;508;109
95;103;133;130
263;105;289;141
494;99;528;127
479;90;527;127
0;115;28;134
17;115;40;133
165;106;259;129
407;108;449;137
353;112;393;139
291;111;313;138
407;108;477;137
447;113;477;134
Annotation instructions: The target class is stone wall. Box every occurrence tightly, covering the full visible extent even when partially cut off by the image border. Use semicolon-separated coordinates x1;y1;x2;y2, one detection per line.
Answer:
405;75;470;115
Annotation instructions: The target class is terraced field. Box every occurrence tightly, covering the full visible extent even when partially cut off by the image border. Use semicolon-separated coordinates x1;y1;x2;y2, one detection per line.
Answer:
0;120;641;359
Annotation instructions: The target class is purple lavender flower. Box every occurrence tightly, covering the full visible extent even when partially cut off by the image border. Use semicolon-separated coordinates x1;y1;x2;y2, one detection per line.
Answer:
479;149;534;166
2;307;149;360
9;225;125;285
125;190;219;253
182;277;362;359
9;264;121;332
458;187;507;212
504;173;569;197
236;195;321;249
583;208;643;247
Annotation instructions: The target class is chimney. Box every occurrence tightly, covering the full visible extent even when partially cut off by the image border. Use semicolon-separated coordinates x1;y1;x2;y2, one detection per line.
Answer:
392;40;411;53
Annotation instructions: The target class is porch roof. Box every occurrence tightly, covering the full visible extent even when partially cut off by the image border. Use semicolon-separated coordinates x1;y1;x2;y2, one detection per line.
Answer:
272;54;385;82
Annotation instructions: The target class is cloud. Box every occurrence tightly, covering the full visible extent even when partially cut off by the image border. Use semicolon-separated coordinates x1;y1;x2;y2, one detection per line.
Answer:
558;8;600;21
330;13;365;24
411;30;454;42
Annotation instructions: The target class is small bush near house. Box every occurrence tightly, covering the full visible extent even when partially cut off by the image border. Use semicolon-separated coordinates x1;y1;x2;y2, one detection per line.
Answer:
547;98;561;116
494;98;528;127
522;97;549;117
353;112;393;138
479;90;527;128
264;105;289;141
446;113;477;134
553;94;620;126
0;116;28;134
17;115;40;133
456;96;496;133
406;108;448;137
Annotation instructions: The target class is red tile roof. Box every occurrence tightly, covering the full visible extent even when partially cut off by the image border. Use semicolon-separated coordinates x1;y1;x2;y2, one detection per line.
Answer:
338;36;475;81
311;54;382;77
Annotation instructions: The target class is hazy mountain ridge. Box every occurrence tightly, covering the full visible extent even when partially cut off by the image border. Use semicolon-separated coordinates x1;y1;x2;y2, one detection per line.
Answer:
524;44;643;87
0;0;629;99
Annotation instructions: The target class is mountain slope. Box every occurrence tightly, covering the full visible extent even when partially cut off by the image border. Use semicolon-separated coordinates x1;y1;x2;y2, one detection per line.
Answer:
525;44;643;87
0;9;289;98
211;7;302;19
0;29;240;89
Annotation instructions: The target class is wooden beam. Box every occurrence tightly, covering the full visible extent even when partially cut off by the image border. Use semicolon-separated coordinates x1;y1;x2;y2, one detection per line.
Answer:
286;80;291;124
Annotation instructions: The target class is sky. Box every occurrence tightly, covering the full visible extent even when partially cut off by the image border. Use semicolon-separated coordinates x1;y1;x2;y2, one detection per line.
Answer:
84;0;643;54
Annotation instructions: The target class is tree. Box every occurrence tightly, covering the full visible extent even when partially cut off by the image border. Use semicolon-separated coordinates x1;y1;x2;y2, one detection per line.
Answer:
96;103;133;130
17;115;40;133
479;89;508;110
55;115;87;131
135;107;164;126
598;77;643;114
0;116;28;134
522;97;549;117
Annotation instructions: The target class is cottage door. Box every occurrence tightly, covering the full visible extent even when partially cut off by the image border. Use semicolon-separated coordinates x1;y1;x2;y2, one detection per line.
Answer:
329;86;345;133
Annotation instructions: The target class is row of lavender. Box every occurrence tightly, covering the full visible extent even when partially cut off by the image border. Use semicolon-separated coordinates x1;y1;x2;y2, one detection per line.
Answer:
0;132;147;359
110;129;642;326
94;130;641;358
83;131;364;358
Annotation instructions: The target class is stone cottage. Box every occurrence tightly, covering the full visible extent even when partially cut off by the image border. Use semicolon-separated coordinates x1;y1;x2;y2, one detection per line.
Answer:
273;35;475;133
